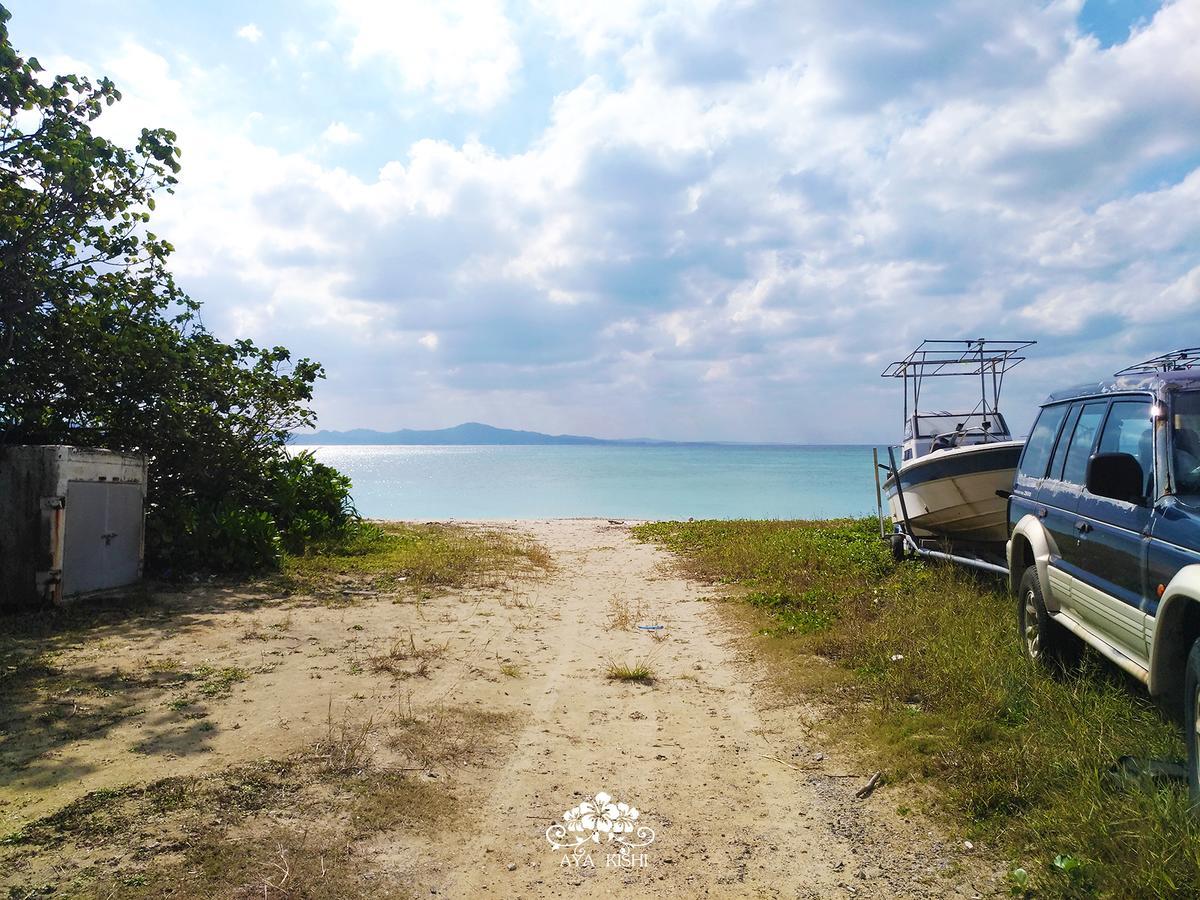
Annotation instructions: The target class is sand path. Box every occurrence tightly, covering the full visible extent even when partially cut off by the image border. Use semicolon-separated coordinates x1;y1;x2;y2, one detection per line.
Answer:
427;519;973;898
1;519;984;897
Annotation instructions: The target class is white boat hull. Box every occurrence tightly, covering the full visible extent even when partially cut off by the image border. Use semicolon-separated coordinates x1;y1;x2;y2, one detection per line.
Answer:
884;441;1022;545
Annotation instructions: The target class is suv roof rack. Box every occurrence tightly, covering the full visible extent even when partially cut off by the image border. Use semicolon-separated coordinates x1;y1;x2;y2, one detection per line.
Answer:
1114;348;1200;377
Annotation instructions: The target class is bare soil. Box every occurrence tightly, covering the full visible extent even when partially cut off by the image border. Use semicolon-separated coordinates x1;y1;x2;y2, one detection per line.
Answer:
0;519;999;898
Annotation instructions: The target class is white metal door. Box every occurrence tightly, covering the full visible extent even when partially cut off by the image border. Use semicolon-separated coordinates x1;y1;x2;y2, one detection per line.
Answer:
62;481;143;596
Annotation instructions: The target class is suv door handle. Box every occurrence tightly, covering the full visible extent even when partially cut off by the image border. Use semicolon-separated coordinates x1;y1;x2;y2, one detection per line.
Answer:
1074;521;1092;534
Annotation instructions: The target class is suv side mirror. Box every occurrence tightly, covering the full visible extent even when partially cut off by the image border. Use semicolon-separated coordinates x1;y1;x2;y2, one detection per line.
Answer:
1086;452;1145;505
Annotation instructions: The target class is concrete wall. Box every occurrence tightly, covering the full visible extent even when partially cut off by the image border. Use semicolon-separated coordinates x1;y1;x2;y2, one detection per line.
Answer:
0;446;148;610
0;446;55;609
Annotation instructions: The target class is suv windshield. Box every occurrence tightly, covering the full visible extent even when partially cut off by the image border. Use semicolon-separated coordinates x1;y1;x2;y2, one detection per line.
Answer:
1175;391;1200;499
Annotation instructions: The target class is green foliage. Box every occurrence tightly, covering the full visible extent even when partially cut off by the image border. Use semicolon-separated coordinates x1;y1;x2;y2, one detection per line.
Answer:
636;518;1200;899
0;5;343;573
152;501;282;574
265;451;357;554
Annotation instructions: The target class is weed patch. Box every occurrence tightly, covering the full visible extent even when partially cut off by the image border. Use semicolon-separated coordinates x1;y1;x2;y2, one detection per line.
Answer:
366;632;447;679
606;659;655;684
281;522;551;594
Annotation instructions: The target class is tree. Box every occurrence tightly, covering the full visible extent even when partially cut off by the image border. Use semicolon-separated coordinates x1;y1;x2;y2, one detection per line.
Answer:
0;3;179;366
0;3;348;573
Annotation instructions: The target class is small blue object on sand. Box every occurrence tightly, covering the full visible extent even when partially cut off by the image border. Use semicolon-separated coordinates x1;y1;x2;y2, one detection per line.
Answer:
637;624;664;631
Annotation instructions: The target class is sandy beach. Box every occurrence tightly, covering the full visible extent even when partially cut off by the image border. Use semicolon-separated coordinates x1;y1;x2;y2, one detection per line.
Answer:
1;520;988;897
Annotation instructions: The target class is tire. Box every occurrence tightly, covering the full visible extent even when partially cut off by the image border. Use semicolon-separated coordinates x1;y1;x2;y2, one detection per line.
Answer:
1185;639;1200;806
1017;565;1077;669
890;533;907;563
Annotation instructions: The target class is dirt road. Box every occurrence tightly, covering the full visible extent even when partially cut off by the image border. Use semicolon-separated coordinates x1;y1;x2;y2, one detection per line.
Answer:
424;520;980;898
1;519;989;897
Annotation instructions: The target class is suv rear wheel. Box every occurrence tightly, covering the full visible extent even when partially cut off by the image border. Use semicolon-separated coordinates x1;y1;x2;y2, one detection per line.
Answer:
1185;639;1200;804
1018;565;1077;669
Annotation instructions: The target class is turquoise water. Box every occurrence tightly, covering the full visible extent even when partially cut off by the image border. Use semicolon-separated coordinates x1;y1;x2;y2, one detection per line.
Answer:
297;444;885;521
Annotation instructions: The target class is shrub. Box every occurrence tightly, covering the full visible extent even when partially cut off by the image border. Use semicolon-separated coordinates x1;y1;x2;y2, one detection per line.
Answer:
147;499;281;575
265;451;357;554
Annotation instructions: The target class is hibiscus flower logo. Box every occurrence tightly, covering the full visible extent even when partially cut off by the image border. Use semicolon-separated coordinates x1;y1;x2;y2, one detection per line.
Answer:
546;791;655;852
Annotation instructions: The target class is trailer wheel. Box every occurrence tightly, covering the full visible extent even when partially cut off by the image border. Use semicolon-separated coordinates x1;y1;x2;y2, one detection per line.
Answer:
1018;565;1077;669
890;533;907;562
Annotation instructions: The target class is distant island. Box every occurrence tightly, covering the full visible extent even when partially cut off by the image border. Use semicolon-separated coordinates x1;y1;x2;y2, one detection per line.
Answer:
291;422;680;446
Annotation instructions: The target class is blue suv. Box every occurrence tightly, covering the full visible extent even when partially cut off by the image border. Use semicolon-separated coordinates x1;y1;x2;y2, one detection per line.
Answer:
1007;351;1200;795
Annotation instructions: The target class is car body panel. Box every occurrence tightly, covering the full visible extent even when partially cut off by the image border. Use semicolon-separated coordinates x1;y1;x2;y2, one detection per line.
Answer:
1008;513;1061;611
1149;563;1200;695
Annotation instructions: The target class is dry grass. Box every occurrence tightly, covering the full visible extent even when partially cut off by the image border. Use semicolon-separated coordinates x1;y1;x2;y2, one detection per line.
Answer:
312;704;375;776
366;631;447;679
240;618;270;641
387;704;514;772
608;595;644;630
636;517;1200;899
0;701;511;898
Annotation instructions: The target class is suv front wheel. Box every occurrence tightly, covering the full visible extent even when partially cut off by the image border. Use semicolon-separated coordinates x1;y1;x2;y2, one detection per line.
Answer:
1018;565;1077;669
1184;639;1200;804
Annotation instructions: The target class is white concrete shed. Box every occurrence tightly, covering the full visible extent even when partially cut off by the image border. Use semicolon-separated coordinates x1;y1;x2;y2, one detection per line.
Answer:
0;445;148;608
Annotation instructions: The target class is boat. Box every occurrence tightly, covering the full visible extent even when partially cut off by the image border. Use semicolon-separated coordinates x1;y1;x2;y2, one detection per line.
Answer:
880;339;1034;549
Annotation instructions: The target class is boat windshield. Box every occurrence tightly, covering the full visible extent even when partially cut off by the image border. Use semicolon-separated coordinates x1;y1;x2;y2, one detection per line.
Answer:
1174;391;1200;500
907;412;1010;441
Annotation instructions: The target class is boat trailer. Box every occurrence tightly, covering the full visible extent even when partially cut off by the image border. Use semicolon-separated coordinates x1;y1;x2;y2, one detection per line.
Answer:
872;446;1009;577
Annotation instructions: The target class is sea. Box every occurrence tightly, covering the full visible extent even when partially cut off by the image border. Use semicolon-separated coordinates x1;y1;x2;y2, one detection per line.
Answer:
295;444;887;521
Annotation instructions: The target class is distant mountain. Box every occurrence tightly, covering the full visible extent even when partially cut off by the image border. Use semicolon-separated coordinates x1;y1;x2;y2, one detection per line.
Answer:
292;421;641;446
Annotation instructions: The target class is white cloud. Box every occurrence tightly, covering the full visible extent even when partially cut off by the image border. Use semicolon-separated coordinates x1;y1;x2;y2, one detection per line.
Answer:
236;23;263;43
49;1;1200;440
334;0;521;111
321;121;361;145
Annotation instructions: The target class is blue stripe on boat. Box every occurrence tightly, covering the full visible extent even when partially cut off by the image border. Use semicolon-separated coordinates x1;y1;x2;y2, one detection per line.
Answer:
883;443;1022;495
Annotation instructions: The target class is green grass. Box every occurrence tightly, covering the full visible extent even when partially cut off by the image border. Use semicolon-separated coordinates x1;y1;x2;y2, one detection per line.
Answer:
606;659;655;684
635;517;1200;899
282;521;552;592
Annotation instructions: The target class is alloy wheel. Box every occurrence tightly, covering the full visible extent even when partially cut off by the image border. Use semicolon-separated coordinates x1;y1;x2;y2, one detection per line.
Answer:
1023;589;1040;660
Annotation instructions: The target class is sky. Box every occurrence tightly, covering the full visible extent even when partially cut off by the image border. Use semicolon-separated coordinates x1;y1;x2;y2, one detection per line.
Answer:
8;0;1199;442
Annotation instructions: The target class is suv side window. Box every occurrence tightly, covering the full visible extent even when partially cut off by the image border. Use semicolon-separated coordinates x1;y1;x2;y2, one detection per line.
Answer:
1047;404;1083;481
1018;403;1069;479
1060;402;1108;485
1096;399;1154;498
